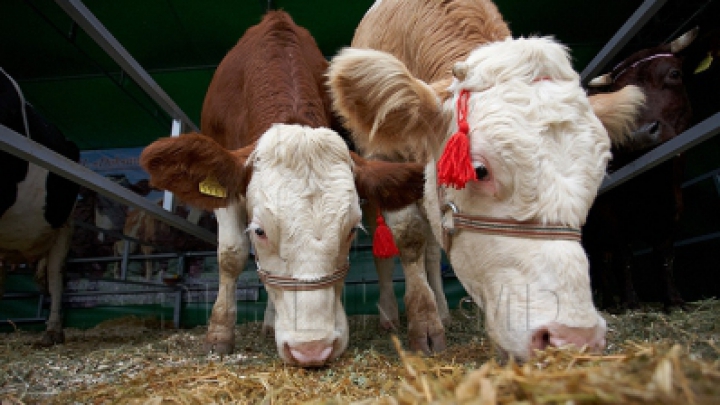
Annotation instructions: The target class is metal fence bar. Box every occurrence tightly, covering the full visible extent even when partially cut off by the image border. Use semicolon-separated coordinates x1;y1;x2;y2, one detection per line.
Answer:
54;0;199;132
580;0;668;83
0;124;217;245
600;112;720;194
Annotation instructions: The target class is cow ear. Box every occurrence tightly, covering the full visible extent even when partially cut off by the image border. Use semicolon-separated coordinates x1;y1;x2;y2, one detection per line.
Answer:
140;133;253;210
350;151;425;210
587;85;646;147
328;48;447;162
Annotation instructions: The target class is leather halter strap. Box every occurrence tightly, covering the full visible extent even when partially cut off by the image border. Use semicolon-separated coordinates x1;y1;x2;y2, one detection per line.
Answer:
257;263;349;292
441;199;581;253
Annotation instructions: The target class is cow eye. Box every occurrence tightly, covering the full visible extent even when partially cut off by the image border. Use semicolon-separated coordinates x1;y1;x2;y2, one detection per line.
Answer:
668;69;682;81
254;228;266;237
474;164;489;180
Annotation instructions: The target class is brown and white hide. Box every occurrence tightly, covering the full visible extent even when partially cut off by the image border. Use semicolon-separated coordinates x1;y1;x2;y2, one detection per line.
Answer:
140;11;425;367
329;0;645;360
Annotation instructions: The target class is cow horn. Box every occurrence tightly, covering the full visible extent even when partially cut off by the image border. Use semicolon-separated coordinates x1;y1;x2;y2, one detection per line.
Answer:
587;73;613;87
670;26;699;53
452;62;468;81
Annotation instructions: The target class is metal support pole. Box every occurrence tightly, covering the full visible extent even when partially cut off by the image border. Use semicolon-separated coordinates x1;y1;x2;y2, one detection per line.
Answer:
120;238;131;280
163;119;182;212
176;254;186;277
173;290;183;329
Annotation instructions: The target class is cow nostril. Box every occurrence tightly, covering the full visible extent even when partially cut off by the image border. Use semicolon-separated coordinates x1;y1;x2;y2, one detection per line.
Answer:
531;328;552;351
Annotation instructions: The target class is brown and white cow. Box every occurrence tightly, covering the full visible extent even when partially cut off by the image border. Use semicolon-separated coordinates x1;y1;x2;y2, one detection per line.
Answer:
140;11;424;367
328;0;644;360
583;28;697;310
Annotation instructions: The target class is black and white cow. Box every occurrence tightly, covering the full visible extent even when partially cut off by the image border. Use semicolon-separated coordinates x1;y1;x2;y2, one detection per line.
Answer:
0;68;80;345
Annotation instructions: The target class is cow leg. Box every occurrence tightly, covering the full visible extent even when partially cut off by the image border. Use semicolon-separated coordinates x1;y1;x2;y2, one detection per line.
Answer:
262;299;275;337
598;252;618;310
375;256;400;330
141;246;154;280
618;247;640;309
365;202;399;330
385;205;446;354
111;240;124;279
39;222;72;346
204;201;249;354
0;262;5;300
656;242;685;311
425;237;449;326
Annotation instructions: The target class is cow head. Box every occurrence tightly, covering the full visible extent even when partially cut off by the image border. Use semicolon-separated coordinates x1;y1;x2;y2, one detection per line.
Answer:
140;123;424;365
588;28;697;152
329;37;644;361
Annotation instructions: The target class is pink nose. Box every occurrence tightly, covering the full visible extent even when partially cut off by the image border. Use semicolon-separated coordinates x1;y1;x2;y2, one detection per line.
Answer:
530;322;606;355
285;340;335;367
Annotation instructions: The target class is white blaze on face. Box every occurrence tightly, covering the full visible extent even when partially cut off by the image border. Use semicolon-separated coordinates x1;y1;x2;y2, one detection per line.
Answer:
246;124;361;366
439;37;610;360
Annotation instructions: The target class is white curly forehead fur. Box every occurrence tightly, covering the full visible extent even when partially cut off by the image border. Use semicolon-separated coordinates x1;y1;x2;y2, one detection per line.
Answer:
446;37;611;227
247;124;360;247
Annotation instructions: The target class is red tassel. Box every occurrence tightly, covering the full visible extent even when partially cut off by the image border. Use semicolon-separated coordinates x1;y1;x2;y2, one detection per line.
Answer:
372;210;399;259
437;89;477;189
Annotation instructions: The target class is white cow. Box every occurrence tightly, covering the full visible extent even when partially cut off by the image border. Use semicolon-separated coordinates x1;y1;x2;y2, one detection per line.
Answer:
329;0;644;360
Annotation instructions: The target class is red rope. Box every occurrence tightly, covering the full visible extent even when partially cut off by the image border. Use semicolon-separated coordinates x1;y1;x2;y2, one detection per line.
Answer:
437;89;477;189
372;209;399;259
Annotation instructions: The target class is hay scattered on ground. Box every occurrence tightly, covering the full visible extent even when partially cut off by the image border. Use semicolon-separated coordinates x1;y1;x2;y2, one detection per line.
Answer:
1;299;719;404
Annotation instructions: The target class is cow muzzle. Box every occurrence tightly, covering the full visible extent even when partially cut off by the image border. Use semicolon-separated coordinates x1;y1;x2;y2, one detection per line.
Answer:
283;338;338;367
529;320;607;356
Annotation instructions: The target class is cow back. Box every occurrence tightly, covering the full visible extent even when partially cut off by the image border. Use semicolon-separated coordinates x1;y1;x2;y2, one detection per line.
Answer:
352;0;510;83
0;70;79;229
201;10;332;150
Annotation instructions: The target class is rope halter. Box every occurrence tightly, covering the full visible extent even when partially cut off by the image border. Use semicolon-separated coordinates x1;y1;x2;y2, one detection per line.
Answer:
257;263;350;292
440;200;581;254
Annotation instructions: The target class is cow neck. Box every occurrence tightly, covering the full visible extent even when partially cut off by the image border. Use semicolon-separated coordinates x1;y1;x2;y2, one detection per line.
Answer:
253;250;349;291
0;67;31;140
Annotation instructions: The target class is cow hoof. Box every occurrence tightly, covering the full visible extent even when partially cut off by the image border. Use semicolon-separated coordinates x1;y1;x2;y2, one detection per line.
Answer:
623;300;640;310
408;329;447;355
203;340;235;355
37;330;64;347
409;336;432;355
204;331;235;355
664;299;687;313
379;318;399;331
261;323;275;338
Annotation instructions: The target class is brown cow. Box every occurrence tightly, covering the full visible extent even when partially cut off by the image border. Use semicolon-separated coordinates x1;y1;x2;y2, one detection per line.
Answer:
140;11;425;367
329;0;644;360
583;28;697;310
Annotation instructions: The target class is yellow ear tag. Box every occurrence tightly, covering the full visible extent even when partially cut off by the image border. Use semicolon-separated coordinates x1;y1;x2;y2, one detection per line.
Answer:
199;176;227;198
695;53;714;74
